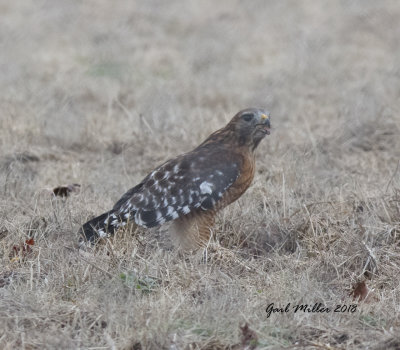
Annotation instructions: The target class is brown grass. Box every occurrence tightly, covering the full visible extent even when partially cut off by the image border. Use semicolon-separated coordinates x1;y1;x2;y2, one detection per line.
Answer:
1;1;400;349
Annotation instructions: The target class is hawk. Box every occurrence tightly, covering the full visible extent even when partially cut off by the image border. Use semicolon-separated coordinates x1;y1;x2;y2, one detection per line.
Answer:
80;108;271;249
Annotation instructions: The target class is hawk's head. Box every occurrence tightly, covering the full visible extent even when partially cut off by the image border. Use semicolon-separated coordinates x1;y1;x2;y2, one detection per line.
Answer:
230;108;271;150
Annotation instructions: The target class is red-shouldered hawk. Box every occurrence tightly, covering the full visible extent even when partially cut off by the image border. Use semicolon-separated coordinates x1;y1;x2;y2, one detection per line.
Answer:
80;108;271;249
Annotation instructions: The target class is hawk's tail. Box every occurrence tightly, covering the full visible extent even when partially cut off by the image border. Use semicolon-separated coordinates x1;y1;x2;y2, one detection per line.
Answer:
79;210;129;246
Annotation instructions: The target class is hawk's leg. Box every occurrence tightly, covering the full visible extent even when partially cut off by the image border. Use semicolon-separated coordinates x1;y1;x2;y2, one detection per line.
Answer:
169;210;216;250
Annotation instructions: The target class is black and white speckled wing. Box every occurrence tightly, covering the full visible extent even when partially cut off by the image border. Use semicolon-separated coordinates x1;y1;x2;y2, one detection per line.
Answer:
113;151;240;228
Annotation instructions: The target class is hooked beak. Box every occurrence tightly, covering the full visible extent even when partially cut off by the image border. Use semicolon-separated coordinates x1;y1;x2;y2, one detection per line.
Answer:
257;114;271;135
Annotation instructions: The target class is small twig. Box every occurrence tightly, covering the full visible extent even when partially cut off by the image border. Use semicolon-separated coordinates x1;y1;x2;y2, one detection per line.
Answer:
139;113;155;136
361;241;378;275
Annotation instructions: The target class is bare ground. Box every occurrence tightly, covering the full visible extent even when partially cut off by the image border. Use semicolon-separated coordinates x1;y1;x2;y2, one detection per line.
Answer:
1;1;400;349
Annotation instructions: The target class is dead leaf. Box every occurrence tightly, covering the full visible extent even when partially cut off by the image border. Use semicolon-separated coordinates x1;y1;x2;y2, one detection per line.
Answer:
350;281;370;302
10;238;35;262
53;184;81;197
25;238;35;246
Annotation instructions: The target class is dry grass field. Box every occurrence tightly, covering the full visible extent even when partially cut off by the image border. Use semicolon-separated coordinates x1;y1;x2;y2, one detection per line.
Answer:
1;1;400;349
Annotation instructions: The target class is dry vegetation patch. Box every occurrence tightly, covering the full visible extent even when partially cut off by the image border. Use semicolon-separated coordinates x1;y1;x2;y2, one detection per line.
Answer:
1;1;400;349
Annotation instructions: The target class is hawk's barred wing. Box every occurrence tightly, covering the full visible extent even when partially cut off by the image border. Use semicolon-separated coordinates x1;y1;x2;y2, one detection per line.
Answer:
113;150;240;228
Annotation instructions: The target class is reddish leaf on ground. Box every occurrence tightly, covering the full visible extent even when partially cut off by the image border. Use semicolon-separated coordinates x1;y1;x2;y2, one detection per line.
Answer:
25;238;35;246
350;281;369;301
11;238;35;261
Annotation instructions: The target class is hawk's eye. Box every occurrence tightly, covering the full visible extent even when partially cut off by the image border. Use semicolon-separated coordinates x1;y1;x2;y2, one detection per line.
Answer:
241;113;253;122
